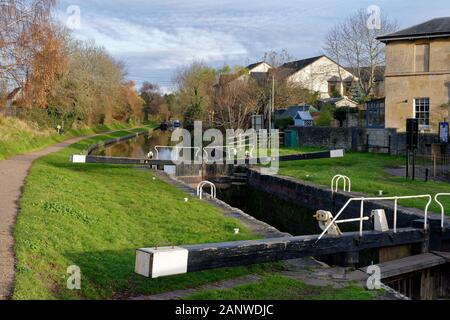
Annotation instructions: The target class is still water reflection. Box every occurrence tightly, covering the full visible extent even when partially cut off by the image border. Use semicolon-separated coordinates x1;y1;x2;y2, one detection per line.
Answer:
92;130;175;159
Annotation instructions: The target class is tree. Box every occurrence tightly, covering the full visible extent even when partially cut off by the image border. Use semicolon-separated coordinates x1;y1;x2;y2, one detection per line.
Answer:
316;104;334;127
257;50;319;119
324;8;398;98
174;61;217;126
213;78;260;130
139;82;164;122
51;40;141;127
0;0;66;107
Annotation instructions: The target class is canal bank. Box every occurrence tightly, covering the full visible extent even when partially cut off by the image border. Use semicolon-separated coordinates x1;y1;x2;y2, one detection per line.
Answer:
85;130;450;300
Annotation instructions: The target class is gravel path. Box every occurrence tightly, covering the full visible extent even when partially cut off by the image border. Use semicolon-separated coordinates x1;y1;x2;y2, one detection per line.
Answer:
0;136;96;300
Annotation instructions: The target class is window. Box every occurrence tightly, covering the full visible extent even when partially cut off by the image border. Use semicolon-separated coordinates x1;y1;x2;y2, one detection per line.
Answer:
304;120;313;127
414;98;430;129
328;82;338;96
415;43;430;72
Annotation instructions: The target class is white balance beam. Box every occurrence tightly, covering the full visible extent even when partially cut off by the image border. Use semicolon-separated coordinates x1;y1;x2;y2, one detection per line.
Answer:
135;247;189;278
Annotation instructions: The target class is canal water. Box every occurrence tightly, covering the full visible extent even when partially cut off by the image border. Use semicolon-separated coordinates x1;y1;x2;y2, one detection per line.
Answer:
217;184;321;236
92;130;175;160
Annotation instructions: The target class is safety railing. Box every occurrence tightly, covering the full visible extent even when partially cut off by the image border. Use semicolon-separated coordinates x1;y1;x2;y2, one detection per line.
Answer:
435;193;450;229
197;181;217;200
154;146;201;161
318;194;433;240
331;175;351;194
203;146;237;161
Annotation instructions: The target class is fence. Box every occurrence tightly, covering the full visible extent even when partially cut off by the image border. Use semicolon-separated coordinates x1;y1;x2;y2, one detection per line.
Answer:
414;153;450;182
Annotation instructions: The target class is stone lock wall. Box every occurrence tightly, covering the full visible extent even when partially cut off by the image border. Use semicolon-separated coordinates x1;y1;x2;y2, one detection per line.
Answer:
246;168;441;230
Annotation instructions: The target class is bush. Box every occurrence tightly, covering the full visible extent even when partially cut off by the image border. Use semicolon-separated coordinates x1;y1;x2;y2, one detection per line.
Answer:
316;104;334;127
275;118;294;130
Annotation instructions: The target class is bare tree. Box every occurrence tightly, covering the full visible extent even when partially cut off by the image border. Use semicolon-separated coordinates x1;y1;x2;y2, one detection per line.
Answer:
262;49;293;68
324;8;398;98
214;78;260;130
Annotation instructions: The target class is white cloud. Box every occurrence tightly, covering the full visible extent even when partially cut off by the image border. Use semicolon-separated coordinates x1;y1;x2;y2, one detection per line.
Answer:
57;0;450;88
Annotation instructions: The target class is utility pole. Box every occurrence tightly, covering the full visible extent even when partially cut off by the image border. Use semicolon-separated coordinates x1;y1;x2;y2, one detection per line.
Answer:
269;74;275;130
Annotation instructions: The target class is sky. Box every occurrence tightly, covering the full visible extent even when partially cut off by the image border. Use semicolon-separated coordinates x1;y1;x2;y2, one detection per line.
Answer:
57;0;450;92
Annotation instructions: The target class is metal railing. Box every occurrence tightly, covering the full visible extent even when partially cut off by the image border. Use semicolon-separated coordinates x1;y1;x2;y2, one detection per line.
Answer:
203;146;237;161
435;193;450;229
197;181;217;200
331;175;351;194
318;194;433;240
154;146;201;161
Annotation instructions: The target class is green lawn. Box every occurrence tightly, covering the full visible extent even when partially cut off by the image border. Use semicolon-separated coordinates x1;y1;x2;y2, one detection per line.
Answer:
277;149;450;214
0;116;141;161
186;275;381;300
13;129;275;300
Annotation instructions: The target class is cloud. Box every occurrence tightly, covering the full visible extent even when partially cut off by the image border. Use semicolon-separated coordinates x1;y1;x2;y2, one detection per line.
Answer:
57;0;450;89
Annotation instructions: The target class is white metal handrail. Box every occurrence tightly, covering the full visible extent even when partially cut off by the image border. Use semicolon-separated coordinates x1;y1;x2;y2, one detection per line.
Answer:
154;146;201;160
435;193;450;229
197;181;217;200
318;194;433;240
203;146;237;161
331;175;351;194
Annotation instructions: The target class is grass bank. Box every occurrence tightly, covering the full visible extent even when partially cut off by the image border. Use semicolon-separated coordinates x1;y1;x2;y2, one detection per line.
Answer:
186;275;380;300
13;129;274;300
278;149;450;214
0;116;138;161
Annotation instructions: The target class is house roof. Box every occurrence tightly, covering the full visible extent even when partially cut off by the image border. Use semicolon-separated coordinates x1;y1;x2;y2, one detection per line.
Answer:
277;105;316;119
280;55;325;72
378;17;450;42
294;111;313;121
320;97;359;107
246;61;272;71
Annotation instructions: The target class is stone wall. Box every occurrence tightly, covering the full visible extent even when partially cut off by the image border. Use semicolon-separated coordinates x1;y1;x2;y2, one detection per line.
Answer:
293;126;450;155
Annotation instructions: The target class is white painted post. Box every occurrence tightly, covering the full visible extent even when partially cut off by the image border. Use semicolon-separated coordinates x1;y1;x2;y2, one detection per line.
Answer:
135;247;189;278
360;201;365;237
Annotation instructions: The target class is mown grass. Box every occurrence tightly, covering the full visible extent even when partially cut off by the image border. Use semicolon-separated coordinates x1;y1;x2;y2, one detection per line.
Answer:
277;149;450;214
0;116;139;160
186;275;381;300
13;129;277;300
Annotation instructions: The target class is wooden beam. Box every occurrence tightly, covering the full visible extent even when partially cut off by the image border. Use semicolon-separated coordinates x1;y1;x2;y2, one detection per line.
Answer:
70;155;175;166
136;228;425;278
71;149;344;167
359;253;446;280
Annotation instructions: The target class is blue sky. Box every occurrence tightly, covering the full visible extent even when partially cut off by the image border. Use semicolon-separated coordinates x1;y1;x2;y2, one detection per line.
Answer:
57;0;450;91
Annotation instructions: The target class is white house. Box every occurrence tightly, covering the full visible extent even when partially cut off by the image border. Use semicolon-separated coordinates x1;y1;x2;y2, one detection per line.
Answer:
246;61;273;74
279;55;358;99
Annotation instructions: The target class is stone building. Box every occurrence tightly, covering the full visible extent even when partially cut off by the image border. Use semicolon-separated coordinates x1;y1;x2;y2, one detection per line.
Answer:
378;17;450;133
